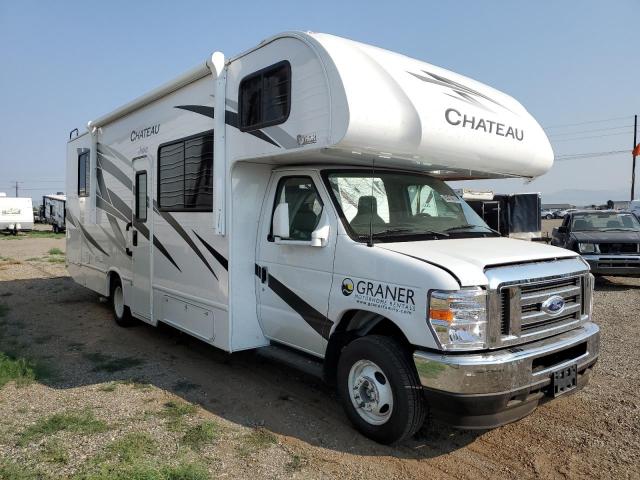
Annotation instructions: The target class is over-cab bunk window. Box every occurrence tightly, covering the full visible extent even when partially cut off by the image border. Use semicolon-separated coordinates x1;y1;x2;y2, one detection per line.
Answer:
158;131;213;212
77;151;90;197
239;61;291;131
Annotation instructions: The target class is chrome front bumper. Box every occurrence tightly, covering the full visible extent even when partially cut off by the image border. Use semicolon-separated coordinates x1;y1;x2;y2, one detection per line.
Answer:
413;323;599;428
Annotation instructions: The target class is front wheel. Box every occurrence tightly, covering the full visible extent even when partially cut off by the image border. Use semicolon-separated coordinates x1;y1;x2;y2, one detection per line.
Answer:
111;277;134;327
337;335;426;444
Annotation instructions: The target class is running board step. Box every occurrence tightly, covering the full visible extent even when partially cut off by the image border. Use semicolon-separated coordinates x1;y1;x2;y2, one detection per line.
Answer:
255;345;324;380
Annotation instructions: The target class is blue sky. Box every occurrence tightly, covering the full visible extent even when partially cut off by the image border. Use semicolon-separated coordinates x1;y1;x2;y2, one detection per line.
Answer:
0;0;638;205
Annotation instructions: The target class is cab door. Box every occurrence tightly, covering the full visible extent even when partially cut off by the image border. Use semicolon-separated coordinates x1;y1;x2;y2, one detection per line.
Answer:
256;172;337;356
129;156;151;321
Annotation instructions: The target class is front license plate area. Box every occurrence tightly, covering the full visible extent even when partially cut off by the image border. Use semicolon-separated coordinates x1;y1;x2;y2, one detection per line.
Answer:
552;364;577;397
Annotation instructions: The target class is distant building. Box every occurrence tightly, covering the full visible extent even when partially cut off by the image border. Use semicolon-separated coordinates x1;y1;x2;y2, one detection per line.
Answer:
542;203;574;210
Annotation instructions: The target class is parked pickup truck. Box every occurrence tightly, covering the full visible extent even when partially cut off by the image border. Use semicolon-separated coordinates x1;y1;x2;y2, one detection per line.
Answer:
551;210;640;276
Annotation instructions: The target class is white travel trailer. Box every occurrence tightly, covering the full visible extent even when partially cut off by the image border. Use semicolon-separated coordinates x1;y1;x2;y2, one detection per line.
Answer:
0;194;34;234
42;193;66;233
66;31;599;444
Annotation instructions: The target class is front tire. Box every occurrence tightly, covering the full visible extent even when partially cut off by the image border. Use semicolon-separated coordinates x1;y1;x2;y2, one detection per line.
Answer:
111;277;133;327
337;335;426;444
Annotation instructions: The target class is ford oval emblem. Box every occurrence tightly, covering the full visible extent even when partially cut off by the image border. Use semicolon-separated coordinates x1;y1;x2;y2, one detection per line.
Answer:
542;295;565;315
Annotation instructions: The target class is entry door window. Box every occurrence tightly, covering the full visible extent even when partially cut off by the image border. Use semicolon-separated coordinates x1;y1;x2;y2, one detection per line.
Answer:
135;171;148;222
271;177;323;241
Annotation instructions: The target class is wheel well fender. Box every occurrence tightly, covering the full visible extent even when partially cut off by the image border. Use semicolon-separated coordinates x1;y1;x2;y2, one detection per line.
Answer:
323;310;411;386
106;269;123;297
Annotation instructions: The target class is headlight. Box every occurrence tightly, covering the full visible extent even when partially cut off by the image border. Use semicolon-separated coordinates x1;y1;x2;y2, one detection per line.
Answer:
578;243;598;254
428;287;487;351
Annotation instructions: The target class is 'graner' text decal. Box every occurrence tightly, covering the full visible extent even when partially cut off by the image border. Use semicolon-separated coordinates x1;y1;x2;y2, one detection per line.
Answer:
345;279;416;315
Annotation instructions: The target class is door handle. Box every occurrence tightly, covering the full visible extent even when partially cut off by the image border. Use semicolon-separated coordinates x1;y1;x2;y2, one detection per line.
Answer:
125;222;133;256
261;266;268;284
132;230;138;247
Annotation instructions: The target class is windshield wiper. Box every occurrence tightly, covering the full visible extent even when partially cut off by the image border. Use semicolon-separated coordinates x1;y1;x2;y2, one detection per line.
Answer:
360;228;449;240
601;228;637;231
445;224;500;235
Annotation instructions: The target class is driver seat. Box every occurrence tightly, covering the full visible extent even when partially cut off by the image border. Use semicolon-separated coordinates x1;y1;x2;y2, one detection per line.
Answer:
350;196;386;232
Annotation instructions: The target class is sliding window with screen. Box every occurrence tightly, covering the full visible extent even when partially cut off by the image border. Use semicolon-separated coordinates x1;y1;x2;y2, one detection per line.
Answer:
157;131;213;212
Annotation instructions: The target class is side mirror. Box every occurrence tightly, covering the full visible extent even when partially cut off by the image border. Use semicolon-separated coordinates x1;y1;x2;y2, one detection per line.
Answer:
272;203;290;239
557;226;568;234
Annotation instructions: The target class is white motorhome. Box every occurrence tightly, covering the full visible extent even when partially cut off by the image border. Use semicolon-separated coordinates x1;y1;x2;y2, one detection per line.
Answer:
42;193;67;233
0;194;34;234
66;32;599;444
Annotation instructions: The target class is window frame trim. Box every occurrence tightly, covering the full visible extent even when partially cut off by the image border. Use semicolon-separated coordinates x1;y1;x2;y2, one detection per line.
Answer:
238;60;292;133
268;174;324;243
156;129;214;213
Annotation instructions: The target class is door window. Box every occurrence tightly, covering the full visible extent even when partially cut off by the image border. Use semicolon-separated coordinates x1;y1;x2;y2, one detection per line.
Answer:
271;177;323;241
77;150;90;197
135;171;147;222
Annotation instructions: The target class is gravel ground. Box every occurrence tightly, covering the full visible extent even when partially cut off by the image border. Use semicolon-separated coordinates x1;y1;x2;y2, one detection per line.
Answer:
0;234;638;479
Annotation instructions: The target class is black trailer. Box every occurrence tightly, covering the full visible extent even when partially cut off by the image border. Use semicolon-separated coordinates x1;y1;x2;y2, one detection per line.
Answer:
466;193;542;240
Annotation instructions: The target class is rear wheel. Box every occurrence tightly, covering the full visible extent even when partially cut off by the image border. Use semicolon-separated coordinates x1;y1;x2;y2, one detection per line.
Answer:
337;335;426;444
111;277;133;327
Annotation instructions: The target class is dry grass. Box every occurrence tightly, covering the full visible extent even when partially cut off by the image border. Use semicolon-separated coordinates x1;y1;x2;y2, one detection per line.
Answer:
237;427;277;458
181;421;218;451
18;410;109;446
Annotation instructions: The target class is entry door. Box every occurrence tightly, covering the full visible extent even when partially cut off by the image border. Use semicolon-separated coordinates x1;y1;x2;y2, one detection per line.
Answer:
131;157;151;320
256;173;337;356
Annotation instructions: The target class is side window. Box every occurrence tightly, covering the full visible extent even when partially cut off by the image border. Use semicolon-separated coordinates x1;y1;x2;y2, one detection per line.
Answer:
135;171;147;222
239;61;291;131
271;177;323;241
77;151;90;197
158;132;213;211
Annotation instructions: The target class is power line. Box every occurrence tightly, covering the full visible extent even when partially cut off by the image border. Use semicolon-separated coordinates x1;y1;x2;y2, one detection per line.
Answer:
543;115;633;130
8;179;65;183
14;187;64;191
555;149;628;161
550;131;632;142
547;125;633;138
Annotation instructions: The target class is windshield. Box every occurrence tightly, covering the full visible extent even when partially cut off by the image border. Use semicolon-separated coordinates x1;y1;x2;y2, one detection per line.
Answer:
324;170;495;242
571;212;640;231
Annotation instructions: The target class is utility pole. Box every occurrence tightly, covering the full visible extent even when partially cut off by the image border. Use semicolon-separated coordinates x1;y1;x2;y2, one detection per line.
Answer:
10;181;23;197
632;114;638;201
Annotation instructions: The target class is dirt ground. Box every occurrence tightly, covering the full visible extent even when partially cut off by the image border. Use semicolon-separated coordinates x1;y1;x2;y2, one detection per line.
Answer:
0;232;638;479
